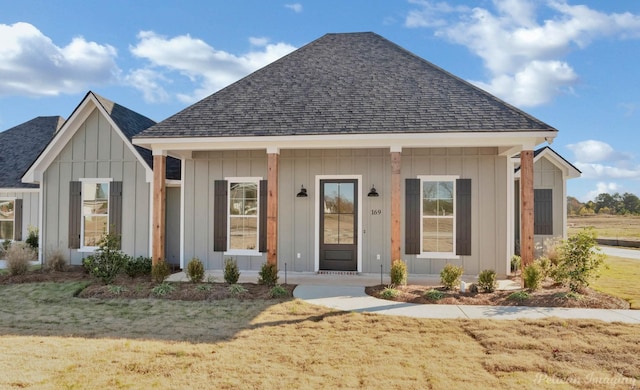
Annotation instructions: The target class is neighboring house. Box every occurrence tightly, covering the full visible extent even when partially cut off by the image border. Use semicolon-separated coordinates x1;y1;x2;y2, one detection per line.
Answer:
514;146;581;256
0;116;63;247
22;92;181;266
132;32;577;277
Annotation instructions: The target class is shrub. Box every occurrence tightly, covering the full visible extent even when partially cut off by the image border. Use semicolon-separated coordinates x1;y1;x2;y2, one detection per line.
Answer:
424;289;444;300
380;286;398;299
270;285;289;298
152;282;175;297
390;259;407;286
107;285;127;295
535;256;553;278
26;226;39;250
186;258;205;283
224;258;240;284
196;284;212;292
510;255;521;273
258;262;279;287
45;249;68;272
5;242;36;276
477;269;497;293
522;262;543;291
228;283;248;297
440;264;463;290
124;256;152;278
508;291;530;301
151;260;171;283
82;232;128;284
555;228;606;292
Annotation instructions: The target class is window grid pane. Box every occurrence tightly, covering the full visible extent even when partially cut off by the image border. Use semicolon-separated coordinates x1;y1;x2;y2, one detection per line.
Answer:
422;180;455;253
81;182;109;247
229;182;259;250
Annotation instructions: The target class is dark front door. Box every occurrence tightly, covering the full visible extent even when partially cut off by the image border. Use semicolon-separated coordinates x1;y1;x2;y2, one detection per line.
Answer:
320;180;357;271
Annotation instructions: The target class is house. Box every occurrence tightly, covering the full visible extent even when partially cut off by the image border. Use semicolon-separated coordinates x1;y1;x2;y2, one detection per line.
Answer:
22;92;181;267
131;32;578;277
514;146;581;256
0;116;63;246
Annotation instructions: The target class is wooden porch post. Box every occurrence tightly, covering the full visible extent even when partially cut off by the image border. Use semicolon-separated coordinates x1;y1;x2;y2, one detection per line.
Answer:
391;149;402;264
152;153;166;266
267;149;279;266
520;150;534;271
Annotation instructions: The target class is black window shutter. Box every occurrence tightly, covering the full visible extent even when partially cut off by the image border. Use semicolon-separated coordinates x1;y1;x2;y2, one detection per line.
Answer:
13;199;23;241
259;180;268;253
69;181;82;249
456;179;472;256
214;180;228;252
109;181;123;249
405;178;421;255
534;189;553;235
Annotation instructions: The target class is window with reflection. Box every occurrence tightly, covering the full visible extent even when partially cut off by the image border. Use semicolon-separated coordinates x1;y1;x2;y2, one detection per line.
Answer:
323;182;355;244
0;200;15;240
229;181;259;251
421;178;455;254
82;182;109;247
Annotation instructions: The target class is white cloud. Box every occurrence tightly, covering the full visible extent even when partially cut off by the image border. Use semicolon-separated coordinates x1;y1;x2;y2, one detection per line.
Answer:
129;32;296;103
285;3;303;13
584;182;621;202
0;22;119;97
568;140;639;182
125;68;170;103
406;0;640;107
567;140;626;163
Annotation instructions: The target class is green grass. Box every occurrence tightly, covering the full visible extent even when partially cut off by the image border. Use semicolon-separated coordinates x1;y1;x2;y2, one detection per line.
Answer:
592;256;640;309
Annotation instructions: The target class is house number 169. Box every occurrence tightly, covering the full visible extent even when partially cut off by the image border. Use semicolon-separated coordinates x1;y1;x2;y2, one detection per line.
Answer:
371;209;382;215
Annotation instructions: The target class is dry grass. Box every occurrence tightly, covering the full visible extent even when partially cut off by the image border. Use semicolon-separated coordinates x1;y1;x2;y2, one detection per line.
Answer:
0;282;639;389
592;256;640;309
568;215;640;240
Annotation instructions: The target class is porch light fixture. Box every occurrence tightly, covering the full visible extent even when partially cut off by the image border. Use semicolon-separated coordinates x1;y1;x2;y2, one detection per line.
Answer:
296;185;308;197
367;185;379;197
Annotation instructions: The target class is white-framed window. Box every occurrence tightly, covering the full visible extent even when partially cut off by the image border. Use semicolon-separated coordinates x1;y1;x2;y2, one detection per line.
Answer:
226;178;260;256
80;179;111;250
419;175;457;258
0;199;15;241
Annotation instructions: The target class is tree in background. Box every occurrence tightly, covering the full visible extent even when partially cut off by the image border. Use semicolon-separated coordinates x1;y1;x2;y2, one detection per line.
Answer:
568;192;640;216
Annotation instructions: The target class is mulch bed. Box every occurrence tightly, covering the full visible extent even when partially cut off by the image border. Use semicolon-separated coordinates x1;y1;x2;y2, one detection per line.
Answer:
365;280;630;309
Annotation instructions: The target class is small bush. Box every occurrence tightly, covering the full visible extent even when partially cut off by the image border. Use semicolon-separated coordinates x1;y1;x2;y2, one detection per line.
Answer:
107;285;127;295
477;269;497;293
507;291;530;301
228;284;248;297
270;285;289;298
224;258;240;284
186;258;205;283
258;262;278;287
196;284;212;292
468;283;479;293
510;255;521;273
522;262;543;291
424;289;444;300
82;232;128;284
151;260;171;283
390;259;408;286
152;282;175;297
45;249;68;272
380;286;399;299
6;242;36;276
555;228;606;292
440;264;463;290
535;256;553;279
26;226;39;250
124;256;152;278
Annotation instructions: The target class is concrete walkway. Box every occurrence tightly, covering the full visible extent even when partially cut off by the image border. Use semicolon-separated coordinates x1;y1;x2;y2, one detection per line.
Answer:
293;285;640;323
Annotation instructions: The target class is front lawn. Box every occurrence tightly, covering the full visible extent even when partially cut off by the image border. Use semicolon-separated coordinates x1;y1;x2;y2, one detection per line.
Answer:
0;282;638;389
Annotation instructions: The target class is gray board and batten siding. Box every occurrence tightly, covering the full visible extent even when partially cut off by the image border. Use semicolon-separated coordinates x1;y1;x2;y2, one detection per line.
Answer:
182;146;508;276
41;108;151;265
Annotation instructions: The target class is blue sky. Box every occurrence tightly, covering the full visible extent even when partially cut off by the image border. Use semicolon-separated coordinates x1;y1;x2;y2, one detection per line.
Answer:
1;0;639;202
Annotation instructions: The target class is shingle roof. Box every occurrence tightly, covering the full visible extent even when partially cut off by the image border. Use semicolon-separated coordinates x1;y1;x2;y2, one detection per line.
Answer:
138;32;556;139
91;92;181;180
0;116;63;188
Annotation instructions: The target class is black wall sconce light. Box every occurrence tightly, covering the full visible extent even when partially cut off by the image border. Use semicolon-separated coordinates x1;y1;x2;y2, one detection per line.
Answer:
367;185;379;197
296;185;308;197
